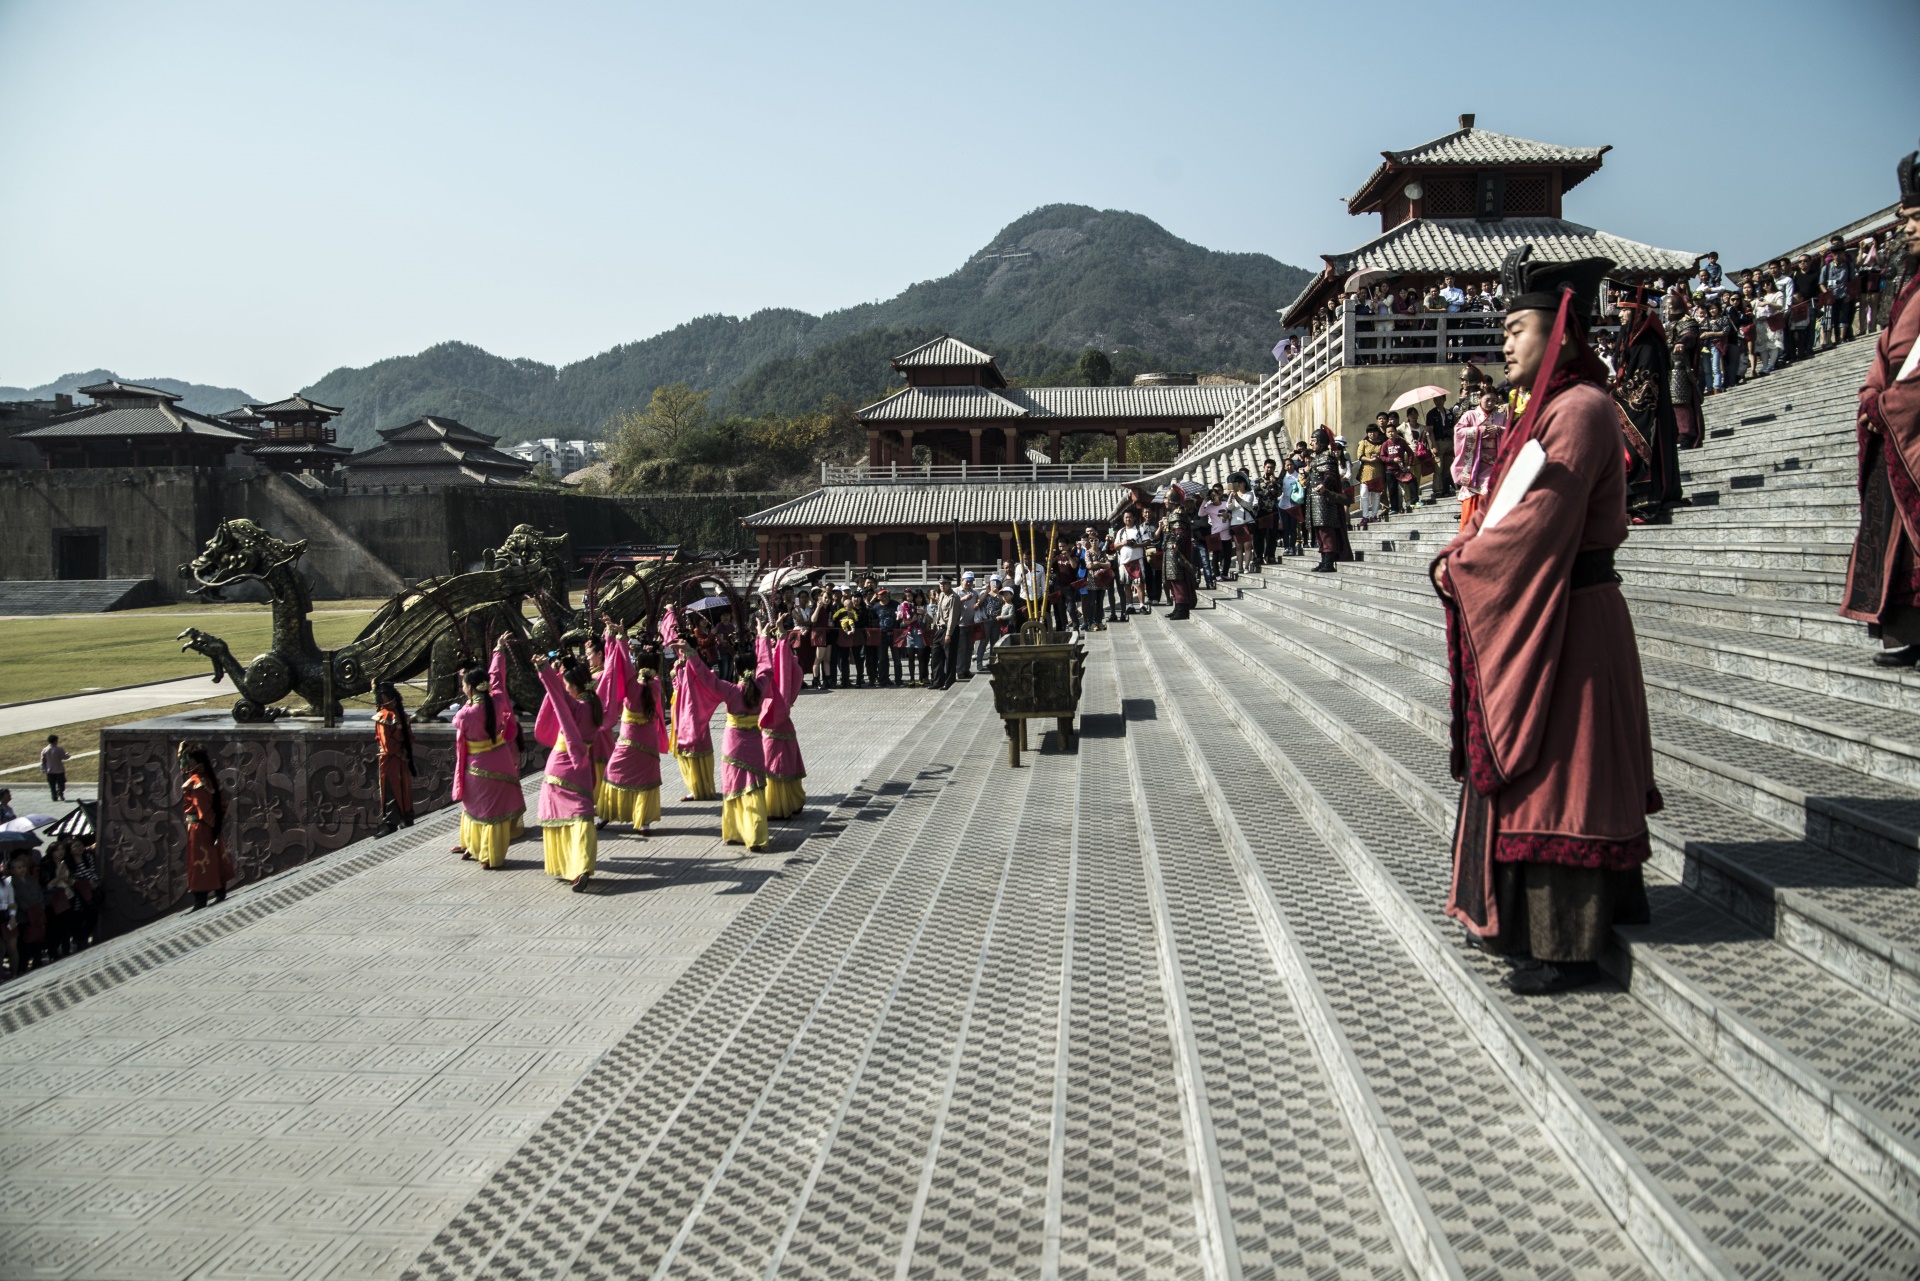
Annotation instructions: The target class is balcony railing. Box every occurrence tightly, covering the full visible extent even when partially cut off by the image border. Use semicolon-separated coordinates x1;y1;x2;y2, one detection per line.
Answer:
1201;301;1618;450
821;460;1159;485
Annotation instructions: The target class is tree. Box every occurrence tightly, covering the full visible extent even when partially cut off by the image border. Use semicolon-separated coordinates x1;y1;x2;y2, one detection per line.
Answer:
606;383;712;488
1076;348;1113;387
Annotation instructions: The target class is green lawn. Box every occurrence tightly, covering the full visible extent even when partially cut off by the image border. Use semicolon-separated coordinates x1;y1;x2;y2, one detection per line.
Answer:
2;606;379;704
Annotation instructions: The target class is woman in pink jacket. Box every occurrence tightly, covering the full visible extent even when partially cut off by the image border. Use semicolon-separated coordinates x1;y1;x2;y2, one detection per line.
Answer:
1450;390;1507;531
452;637;524;869
598;625;668;834
756;632;807;819
535;658;601;891
675;641;771;850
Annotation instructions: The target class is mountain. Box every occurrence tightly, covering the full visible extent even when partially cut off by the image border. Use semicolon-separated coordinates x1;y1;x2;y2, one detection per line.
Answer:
0;369;256;416
300;204;1309;450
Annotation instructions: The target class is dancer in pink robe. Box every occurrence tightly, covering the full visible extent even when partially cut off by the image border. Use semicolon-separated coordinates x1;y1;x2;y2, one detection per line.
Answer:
535;659;600;891
598;625;668;832
756;633;807;819
674;642;770;850
452;639;524;869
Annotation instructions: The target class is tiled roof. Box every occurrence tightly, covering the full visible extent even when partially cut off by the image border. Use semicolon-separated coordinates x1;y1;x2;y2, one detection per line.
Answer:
1014;385;1251;419
891;335;997;367
858;386;1028;421
376;415;501;446
1327;218;1695;277
217;406;267;425
346;464;531;487
1387;127;1606;168
246;440;352;457
16;404;249;441
78;380;182;403
857;383;1250;423
250;395;342;418
344;437;532;475
741;483;1124;529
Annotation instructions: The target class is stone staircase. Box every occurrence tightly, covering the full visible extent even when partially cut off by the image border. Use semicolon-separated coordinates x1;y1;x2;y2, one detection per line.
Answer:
0;577;162;615
1131;339;1920;1275
403;339;1920;1280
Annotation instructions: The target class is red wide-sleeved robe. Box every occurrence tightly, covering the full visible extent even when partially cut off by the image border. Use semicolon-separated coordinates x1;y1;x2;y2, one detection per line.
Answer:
1433;378;1658;962
1841;273;1920;648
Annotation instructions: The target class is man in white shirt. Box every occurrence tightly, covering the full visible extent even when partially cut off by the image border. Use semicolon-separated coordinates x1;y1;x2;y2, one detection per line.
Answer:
1113;509;1151;614
1439;274;1467;312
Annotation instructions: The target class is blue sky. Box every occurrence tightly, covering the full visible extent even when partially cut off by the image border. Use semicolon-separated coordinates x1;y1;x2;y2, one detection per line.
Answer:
2;0;1915;396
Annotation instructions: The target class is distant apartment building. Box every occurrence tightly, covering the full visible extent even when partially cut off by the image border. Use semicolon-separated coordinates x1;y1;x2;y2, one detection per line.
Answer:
506;438;602;476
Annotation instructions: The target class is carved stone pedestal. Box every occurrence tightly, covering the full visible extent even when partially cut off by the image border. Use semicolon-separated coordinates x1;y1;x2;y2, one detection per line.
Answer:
97;710;539;938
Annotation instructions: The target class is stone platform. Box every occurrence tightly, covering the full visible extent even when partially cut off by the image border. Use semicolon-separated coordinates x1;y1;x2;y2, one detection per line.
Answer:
95;712;542;937
4;342;1920;1280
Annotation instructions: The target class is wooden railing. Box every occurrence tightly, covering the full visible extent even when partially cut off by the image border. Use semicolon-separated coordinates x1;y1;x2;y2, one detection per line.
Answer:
1200;302;1619;451
821;461;1159;485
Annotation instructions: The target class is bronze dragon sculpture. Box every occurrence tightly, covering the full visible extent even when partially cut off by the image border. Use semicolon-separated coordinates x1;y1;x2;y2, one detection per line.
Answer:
177;520;575;721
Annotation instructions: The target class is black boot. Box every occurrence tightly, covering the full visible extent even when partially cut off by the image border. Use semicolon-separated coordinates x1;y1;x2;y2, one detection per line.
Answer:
1505;958;1602;996
1874;645;1920;668
1309;553;1336;573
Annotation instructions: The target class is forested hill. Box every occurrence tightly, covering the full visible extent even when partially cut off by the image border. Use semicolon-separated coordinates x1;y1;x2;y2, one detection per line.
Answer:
0;370;255;416
299;205;1312;449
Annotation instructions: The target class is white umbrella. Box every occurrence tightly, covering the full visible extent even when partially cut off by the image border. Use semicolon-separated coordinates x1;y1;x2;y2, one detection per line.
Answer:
687;596;733;612
1345;266;1397;294
1;815;55;833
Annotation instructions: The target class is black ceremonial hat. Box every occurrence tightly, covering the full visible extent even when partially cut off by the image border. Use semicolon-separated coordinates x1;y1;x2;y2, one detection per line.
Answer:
1499;244;1615;319
1899;140;1920;208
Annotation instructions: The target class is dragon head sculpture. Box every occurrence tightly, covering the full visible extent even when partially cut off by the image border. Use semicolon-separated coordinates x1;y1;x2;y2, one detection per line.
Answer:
181;519;308;594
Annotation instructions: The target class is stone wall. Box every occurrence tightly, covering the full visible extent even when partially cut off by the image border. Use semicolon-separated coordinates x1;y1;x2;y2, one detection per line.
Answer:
3;467;797;600
1279;364;1461;446
96;709;540;937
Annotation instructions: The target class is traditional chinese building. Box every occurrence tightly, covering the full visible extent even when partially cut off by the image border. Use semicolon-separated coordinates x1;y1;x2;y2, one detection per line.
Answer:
744;336;1249;575
1154;114;1700;489
339;415;536;488
233;394;352;476
859;335;1245;467
15;381;254;469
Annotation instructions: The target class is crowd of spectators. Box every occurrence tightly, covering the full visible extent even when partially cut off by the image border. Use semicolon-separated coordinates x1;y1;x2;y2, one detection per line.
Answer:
0;790;99;983
1302;227;1901;384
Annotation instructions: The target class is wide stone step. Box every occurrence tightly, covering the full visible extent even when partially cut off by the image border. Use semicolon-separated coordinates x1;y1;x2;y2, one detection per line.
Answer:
1131;618;1920;1268
1215;584;1920;1020
1099;643;1613;1277
1350;543;1845;605
0;578;162;615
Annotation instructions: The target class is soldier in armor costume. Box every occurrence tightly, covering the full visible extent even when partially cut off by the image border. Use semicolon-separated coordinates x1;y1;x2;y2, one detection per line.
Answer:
1307;426;1354;572
1156;491;1196;621
1611;287;1685;520
1840;144;1920;668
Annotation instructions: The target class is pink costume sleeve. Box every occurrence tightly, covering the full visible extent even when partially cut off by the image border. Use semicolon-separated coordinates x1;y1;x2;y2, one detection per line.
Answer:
650;677;670;751
490;648;518;746
535;690;561;748
452;708;470;801
680;650;746;717
536;667;589;767
597;630;627;725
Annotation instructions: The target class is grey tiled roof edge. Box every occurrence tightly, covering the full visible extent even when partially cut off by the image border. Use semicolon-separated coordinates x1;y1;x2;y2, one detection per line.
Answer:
857;383;1251;423
1327;217;1697;277
741;481;1127;527
1387;126;1606;167
892;334;997;367
16;404;254;441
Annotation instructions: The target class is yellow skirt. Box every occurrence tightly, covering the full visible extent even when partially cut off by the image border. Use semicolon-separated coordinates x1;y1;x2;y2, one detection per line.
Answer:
598;779;661;827
461;812;520;869
675;750;717;800
542;818;597;880
765;777;806;820
721;787;770;850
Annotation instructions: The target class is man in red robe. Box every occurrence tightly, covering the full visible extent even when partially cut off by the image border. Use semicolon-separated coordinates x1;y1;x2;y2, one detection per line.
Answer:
1840;146;1920;668
1431;245;1659;995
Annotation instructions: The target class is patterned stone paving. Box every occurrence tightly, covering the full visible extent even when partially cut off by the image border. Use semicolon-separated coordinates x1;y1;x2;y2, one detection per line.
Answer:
0;684;941;1281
